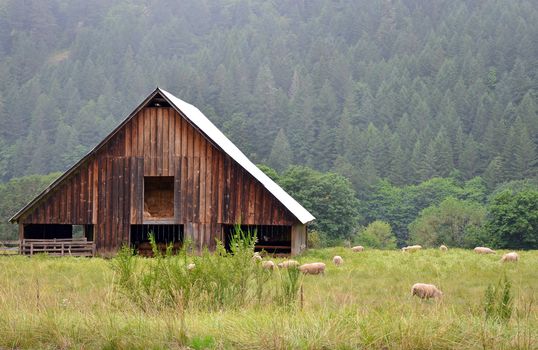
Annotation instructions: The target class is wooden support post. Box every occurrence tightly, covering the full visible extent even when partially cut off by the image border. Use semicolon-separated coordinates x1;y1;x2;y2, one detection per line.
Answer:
291;223;307;256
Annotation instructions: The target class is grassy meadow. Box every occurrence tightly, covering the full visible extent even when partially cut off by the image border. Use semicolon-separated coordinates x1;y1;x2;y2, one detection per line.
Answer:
0;248;537;349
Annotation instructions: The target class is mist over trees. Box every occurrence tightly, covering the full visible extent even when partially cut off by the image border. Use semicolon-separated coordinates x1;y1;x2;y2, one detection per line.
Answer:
0;0;537;247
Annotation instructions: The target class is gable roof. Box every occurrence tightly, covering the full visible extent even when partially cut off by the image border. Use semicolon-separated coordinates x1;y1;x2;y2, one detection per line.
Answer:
10;88;315;225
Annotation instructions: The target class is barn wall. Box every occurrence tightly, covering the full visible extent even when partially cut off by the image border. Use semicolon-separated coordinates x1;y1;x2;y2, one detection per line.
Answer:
19;106;299;254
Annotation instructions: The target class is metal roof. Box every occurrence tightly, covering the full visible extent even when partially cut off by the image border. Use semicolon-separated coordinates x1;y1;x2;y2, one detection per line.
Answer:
10;88;315;225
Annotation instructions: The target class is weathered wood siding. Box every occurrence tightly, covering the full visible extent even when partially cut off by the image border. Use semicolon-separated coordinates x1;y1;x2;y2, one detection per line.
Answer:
19;107;297;253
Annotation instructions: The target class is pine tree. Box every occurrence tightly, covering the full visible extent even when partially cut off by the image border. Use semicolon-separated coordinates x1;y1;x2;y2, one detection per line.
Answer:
513;119;537;179
386;135;406;186
459;135;480;179
483;156;504;190
267;129;293;173
432;128;454;177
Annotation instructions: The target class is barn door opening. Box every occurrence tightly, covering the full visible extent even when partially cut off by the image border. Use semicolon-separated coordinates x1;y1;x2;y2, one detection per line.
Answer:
222;225;292;255
23;224;73;239
130;224;183;257
143;176;174;221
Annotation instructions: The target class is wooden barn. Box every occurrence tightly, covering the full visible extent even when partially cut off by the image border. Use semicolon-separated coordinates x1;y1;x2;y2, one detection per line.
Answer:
10;88;315;256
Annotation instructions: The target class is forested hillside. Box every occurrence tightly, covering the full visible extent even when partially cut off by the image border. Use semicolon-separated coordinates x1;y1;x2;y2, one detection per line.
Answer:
1;0;537;245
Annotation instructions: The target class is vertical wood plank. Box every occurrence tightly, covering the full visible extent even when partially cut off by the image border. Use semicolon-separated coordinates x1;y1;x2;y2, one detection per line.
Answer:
66;178;73;224
144;108;151;175
174;157;182;223
169;109;176;174
222;156;230;223
163;108;169;176
181;116;188;157
137;157;144;224
125;120;132;157
106;157;113;252
98;156;105;250
138;111;144;158
156;108;163;176
130;156;137;224
187;156;193;222
117;158;124;249
215;153;221;223
173;110;179;157
92;159;98;224
229;163;237;224
199;144;206;224
123;158;131;245
180;157;187;223
193;156;200;223
131;116;137;156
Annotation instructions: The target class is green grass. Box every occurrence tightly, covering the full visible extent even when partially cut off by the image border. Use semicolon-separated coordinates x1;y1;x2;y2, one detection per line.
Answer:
0;248;536;349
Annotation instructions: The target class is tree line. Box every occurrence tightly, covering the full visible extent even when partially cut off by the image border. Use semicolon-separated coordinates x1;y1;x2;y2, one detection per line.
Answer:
0;0;537;189
0;0;537;247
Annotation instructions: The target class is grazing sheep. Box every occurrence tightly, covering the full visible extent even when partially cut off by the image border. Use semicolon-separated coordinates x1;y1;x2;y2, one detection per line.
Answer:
474;247;495;254
299;262;326;275
439;245;448;251
262;260;276;270
501;252;519;262
402;245;422;252
351;245;364;252
411;283;443;299
332;256;344;266
252;253;263;262
277;260;299;269
187;263;196;271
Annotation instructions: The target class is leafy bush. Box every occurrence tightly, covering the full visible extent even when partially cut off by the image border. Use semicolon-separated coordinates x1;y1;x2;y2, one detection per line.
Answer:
485;190;538;249
307;230;322;248
408;197;486;248
354;221;396;249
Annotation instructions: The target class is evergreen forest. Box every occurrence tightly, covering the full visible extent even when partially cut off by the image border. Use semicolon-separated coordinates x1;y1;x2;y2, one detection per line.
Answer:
0;0;537;247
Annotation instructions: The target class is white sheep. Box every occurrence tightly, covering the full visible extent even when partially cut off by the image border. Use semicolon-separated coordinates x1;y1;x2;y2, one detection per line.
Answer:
262;260;276;270
501;252;519;262
439;245;448;251
402;245;422;252
332;255;344;266
299;262;326;275
187;263;196;271
411;283;443;299
351;245;364;252
474;247;495;254
277;260;299;269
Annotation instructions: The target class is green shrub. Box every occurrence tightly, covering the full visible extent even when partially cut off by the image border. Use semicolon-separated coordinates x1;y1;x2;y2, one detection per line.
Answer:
307;230;322;248
354;221;397;249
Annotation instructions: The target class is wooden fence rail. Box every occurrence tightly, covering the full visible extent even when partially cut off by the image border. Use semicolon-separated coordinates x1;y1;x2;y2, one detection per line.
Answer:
20;238;95;257
0;240;20;255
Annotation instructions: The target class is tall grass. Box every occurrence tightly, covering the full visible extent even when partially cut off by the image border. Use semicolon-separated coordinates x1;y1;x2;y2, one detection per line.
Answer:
0;248;537;349
111;225;276;311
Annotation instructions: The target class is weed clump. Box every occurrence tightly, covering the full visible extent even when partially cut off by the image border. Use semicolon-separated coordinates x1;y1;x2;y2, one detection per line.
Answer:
111;225;277;311
483;274;513;322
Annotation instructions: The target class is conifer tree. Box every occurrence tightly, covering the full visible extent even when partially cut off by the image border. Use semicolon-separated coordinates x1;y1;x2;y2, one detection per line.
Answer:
267;129;293;173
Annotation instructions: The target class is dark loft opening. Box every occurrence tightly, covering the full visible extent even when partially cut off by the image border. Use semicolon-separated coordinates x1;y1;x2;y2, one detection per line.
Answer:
147;96;171;107
144;176;174;220
130;224;183;256
223;225;291;255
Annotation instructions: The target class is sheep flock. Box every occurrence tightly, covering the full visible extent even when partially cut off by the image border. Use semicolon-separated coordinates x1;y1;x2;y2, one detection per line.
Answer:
236;244;520;301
